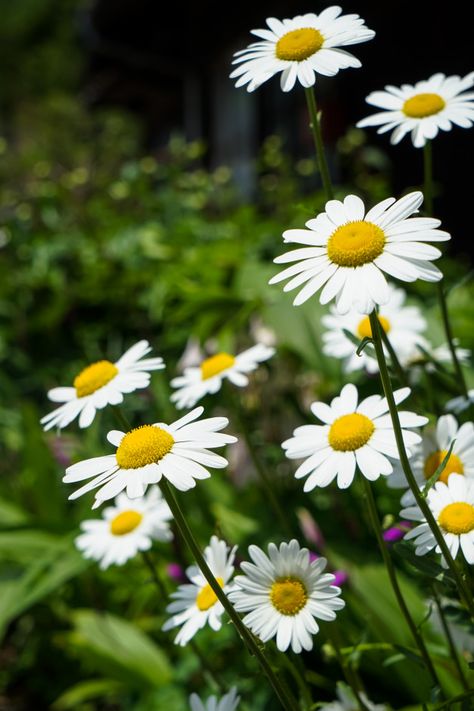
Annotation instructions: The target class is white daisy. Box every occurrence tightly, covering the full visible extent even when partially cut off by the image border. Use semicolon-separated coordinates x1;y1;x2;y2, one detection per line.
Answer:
75;487;172;570
357;72;474;148
170;344;275;410
322;285;427;373
446;389;474;414
189;687;240;711
401;473;474;566
321;683;387;711
41;340;165;431
163;536;236;646
63;406;237;508
269;191;450;314
230;8;374;93
229;539;344;653
388;415;474;506
406;339;470;371
282;384;427;491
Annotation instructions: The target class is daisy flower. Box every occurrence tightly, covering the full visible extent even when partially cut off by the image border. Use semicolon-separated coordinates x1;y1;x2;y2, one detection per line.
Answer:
230;8;375;93
75;487;172;570
189;687;240;711
322;285;427;373
63;406;237;508
401;473;474;566
163;536;236;646
229;539;344;653
357;72;474;148
41;340;165;431
282;384;427;491
446;389;474;414
170;344;275;410
388;415;474;505
269;191;450;313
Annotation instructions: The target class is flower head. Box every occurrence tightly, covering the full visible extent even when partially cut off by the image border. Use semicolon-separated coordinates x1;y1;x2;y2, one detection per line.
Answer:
322;285;427;372
230;8;374;93
270;192;449;313
402;474;474;566
63;406;236;507
189;687;240;711
357;72;474;147
75;487;172;569
283;384;426;491
163;536;236;646
229;539;344;653
170;344;274;410
41;340;165;431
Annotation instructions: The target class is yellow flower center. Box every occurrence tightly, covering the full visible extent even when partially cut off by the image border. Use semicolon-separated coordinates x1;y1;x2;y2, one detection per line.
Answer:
275;28;324;61
200;353;235;380
115;425;174;469
357;315;391;339
424;450;464;485
403;93;446;118
327;221;386;268
73;360;118;398
270;577;308;615
110;510;143;536
329;413;375;452
196;577;224;611
438;502;474;535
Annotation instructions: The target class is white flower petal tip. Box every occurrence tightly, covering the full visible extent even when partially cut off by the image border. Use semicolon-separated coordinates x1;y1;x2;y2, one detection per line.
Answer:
41;340;165;431
283;383;425;491
357;72;474;148
189;687;240;711
170;343;274;409
229;539;344;653
271;192;449;313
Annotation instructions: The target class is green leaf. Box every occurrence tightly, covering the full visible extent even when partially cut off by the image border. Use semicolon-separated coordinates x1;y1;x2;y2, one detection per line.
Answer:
0;497;30;528
421;439;456;498
394;541;446;579
211;502;258;542
52;679;125;710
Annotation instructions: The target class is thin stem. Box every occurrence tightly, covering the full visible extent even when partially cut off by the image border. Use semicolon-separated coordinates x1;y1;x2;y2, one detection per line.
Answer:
423;141;469;400
304;87;334;200
362;477;443;694
141;550;168;599
369;311;474;618
327;627;370;711
189;639;226;693
158;479;299;711
112;406;131;431
379;327;408;387
431;585;470;691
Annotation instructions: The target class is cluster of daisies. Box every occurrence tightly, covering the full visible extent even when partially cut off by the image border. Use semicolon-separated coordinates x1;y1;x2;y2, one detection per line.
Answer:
39;3;474;708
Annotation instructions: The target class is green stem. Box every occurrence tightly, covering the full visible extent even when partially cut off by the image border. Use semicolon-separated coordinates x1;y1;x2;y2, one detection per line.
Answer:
434;689;474;710
423;141;469;400
431;585;470;692
158;479;299;711
111;406;131;431
141;550;168;599
369;311;474;618
361;477;443;694
327;627;370;711
304;87;334;200
379;326;408;387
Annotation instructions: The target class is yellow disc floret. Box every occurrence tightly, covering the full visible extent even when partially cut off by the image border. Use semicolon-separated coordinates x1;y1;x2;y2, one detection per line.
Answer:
116;425;174;469
438;502;474;535
357;315;391;339
196;577;224;611
276;28;324;61
74;360;118;398
424;450;464;485
270;577;308;615
403;93;446;118
329;413;375;452
327;221;386;267
110;510;143;536
200;353;235;380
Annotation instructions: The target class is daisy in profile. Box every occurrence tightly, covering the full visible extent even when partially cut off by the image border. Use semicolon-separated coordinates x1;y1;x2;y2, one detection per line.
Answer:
41;340;165;431
282;384;426;491
189;687;240;711
322;285;427;373
230;8;374;93
170;344;275;410
229;539;344;653
269;191;449;313
163;536;236;646
75;487;172;570
388;415;474;505
357;72;474;148
63;406;237;508
401;474;474;565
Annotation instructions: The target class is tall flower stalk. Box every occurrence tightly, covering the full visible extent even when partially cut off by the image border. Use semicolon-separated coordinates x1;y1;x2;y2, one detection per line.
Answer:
304;87;334;201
